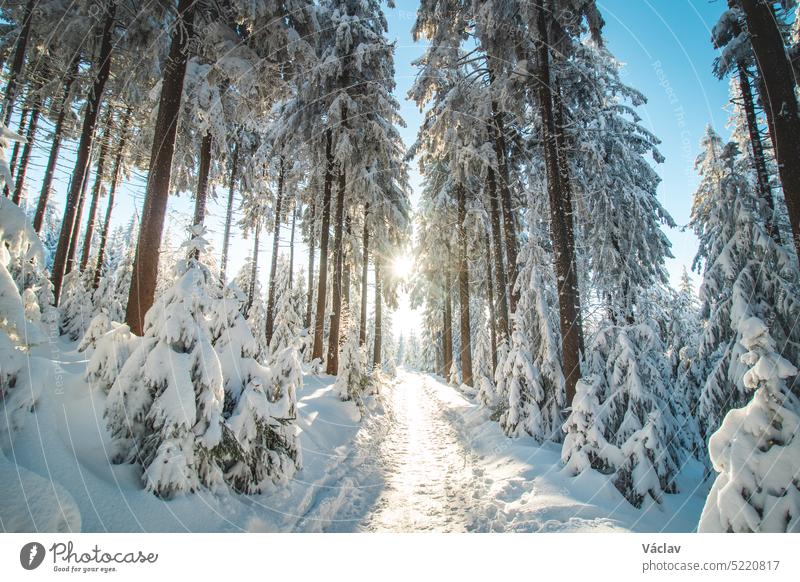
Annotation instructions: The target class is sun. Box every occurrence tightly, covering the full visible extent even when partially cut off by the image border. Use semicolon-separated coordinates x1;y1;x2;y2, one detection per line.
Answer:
391;253;414;280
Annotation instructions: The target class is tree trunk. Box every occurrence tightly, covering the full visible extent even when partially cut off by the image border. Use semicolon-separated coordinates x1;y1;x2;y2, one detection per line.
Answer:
739;0;800;262
80;105;114;272
457;185;473;387
490;99;519;314
485;229;498;372
247;221;260;311
5;104;29;196
34;54;80;233
534;1;583;406
125;0;195;335
306;202;316;329
740;68;778;240
51;2;116;304
93;107;132;289
359;203;370;345
442;274;453;379
2;0;35;126
192;131;213;227
219;143;239;282
553;80;585;356
372;258;383;369
66;154;94;274
12;100;40;204
265;157;285;347
343;213;352;311
486;166;509;340
288;200;297;288
325;161;347;375
312;130;334;362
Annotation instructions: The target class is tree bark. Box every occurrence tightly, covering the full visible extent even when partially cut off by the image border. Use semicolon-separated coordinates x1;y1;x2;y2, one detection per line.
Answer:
372;257;383;369
34;54;80;233
265;157;285;347
80;105;114;272
12;100;40;204
534;0;583;406
306;202;316;329
739;0;800;261
486;166;509;340
485;229;498;372
288;200;297;289
66;153;93;274
125;0;195;335
192;131;213;228
325;160;347;375
442;274;453;380
247;221;260;311
456;185;473;387
93;107;132;289
359;203;370;345
312;130;334;362
2;0;35;126
490;99;519;314
52;2;116;304
219;143;239;282
5;104;29;197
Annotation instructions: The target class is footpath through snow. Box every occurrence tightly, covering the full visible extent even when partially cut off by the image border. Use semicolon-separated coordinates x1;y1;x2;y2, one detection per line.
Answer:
0;343;709;532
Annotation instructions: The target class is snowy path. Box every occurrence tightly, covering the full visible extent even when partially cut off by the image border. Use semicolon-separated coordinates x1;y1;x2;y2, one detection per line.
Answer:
358;372;485;532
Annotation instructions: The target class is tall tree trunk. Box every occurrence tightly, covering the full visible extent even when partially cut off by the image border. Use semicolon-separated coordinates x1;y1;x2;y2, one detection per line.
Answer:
265;157;285;347
66;154;94;274
740;68;778;240
34;54;80;233
490;98;519;314
343;214;352;311
247;221;260;311
534;1;583;406
125;0;195;335
219;143;239;282
359;203;370;345
372;258;383;369
5;104;29;195
192;131;213;227
485;229;498;372
457;185;473;387
306;202;317;329
80;105;114;272
2;0;35;126
486;166;509;340
312;130;334;362
442;274;453;380
52;2;116;304
12;100;40;204
739;0;800;261
325;161;347;375
288;200;297;288
553;80;585;356
93;107;132;289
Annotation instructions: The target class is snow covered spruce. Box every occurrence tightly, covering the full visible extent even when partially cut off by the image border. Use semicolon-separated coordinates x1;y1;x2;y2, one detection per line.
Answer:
98;229;301;498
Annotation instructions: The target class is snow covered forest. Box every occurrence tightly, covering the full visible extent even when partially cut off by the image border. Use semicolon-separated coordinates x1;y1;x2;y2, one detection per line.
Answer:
1;0;799;534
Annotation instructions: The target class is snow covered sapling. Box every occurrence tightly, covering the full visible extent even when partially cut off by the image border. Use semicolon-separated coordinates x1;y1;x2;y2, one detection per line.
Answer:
59;270;92;341
104;228;227;498
227;345;302;492
562;322;687;507
699;317;800;532
499;319;545;439
85;323;139;394
474;321;497;409
335;323;367;403
78;311;114;354
268;284;302;363
0;198;46;434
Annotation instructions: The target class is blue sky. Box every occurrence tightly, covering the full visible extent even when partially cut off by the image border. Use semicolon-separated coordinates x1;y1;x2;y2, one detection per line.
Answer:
386;0;733;292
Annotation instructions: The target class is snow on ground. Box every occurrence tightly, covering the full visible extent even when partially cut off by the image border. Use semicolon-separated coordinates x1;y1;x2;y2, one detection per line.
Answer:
0;342;710;532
